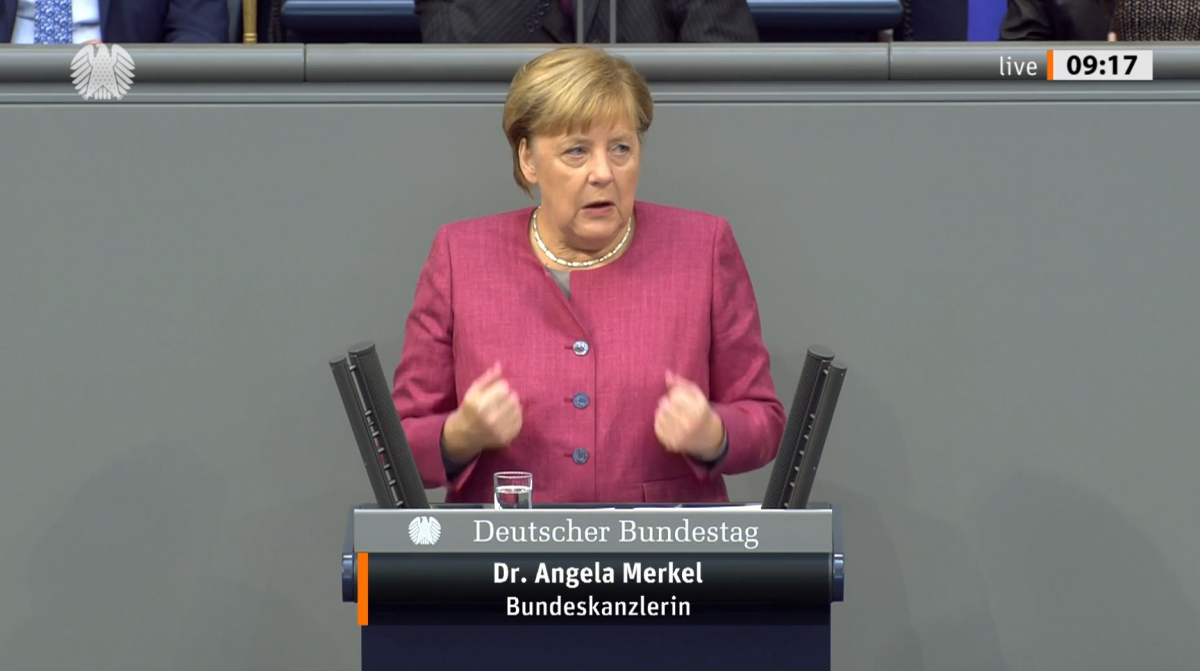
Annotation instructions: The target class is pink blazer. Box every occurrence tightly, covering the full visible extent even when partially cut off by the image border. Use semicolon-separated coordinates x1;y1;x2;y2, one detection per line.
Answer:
392;201;785;504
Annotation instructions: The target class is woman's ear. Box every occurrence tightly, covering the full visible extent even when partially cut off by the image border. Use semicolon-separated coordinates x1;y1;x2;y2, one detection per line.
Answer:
518;138;538;186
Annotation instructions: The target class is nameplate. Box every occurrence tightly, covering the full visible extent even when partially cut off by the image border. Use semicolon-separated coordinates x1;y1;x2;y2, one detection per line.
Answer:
353;508;834;554
360;551;832;625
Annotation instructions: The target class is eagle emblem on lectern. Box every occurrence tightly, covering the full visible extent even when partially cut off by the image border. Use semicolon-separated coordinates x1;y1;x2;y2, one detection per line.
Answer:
71;44;136;101
408;516;442;546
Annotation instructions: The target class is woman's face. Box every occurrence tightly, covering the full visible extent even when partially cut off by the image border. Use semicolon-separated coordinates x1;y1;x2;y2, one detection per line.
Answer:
520;117;640;253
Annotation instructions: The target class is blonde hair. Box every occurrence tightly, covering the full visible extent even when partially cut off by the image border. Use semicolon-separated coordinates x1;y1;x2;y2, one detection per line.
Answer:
503;46;654;198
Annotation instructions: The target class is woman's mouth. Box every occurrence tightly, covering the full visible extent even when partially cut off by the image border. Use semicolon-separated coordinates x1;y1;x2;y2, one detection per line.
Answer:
582;200;616;214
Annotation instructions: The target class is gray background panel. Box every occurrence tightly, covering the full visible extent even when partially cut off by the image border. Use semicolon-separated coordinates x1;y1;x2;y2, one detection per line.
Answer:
0;84;1198;671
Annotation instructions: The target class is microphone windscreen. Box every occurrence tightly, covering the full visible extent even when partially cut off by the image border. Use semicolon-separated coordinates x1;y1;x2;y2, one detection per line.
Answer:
786;360;847;510
330;355;395;508
761;346;834;509
348;342;430;509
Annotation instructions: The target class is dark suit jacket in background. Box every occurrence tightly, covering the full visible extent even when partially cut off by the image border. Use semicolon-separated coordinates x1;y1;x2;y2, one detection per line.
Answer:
1;0;228;42
1000;0;1113;40
415;0;758;43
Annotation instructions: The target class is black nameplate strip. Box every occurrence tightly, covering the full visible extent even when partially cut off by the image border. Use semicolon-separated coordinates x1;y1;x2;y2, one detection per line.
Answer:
365;553;832;625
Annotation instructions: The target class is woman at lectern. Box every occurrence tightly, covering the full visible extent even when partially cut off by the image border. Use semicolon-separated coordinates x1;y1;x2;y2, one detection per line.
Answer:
1000;0;1200;40
391;46;785;504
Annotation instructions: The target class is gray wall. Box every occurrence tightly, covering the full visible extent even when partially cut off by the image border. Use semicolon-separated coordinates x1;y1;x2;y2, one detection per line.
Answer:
1;76;1199;671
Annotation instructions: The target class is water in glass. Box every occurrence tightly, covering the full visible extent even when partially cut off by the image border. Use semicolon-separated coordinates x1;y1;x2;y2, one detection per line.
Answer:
494;471;533;509
494;485;532;509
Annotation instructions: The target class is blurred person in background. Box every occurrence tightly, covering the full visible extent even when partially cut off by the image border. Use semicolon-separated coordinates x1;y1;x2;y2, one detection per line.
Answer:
1109;0;1199;39
414;0;758;43
2;0;228;43
1001;0;1199;40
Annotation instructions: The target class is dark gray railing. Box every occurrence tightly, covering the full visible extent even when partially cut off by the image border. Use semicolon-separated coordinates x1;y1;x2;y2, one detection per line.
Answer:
1;43;1199;83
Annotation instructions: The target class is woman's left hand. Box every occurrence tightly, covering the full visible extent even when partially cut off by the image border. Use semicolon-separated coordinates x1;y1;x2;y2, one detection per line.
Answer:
655;371;726;461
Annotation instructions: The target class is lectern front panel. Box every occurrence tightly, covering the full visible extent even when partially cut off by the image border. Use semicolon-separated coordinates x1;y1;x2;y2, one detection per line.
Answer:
348;505;841;671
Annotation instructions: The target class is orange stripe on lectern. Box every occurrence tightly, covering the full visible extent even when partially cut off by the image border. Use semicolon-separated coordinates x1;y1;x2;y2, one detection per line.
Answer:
357;552;369;626
1047;50;1054;80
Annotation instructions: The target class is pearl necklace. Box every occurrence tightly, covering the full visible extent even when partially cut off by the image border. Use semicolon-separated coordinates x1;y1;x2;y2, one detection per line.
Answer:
531;207;633;269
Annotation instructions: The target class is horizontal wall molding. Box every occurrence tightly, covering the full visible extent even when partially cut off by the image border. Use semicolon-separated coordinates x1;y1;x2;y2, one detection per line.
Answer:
0;45;305;83
5;81;1200;106
890;42;1200;81
0;43;1198;84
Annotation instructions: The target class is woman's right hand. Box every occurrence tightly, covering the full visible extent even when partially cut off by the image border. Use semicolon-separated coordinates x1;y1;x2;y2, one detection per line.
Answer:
441;364;523;462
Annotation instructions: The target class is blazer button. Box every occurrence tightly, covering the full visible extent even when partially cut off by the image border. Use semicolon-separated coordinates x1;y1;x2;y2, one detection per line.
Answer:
573;340;590;356
572;447;589;465
572;392;589;409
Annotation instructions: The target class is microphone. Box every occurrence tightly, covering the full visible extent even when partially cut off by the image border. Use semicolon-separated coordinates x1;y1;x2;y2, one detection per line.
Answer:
760;346;848;510
330;342;430;509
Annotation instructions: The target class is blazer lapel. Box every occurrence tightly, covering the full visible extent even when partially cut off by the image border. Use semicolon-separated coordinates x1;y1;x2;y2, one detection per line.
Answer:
512;207;594;336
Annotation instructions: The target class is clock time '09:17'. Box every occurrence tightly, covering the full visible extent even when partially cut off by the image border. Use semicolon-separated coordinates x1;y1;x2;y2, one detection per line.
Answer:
1068;54;1138;77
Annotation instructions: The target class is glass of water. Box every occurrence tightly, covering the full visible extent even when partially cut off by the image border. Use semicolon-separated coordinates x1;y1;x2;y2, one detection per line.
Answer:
494;471;533;509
